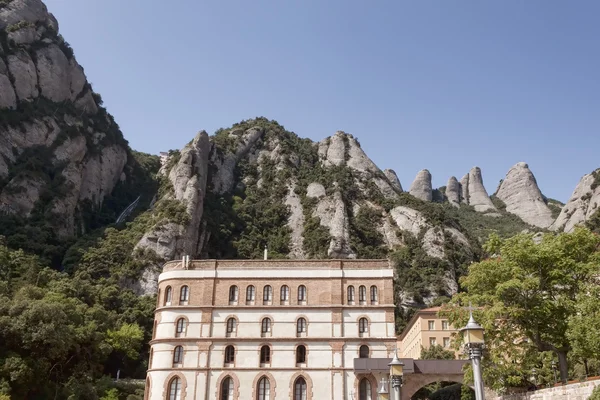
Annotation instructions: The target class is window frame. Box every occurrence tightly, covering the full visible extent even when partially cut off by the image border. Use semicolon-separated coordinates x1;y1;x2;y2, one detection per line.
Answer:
179;285;189;305
260;345;271;365
297;285;307;304
263;285;273;305
294;377;307;400
256;376;270;400
296;345;307;365
175;318;186;338
359;345;369;358
246;285;256;304
428;320;435;330
229;285;239;305
221;376;234;400
261;317;272;337
370;285;378;304
359;285;367;304
280;285;290;304
347;285;355;304
173;345;184;366
167;376;182;400
359;317;369;337
224;345;235;365
296;317;307;337
164;286;172;306
359;378;372;400
226;317;237;337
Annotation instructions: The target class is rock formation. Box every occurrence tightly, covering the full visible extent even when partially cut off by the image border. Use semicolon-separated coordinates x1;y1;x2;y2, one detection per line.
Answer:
496;162;554;228
460;167;498;213
551;170;600;232
409;169;433;202
446;176;461;207
384;169;403;192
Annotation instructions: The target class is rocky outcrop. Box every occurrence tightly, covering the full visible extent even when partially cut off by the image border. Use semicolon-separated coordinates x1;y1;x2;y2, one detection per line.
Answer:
460;167;498;213
286;184;305;259
313;191;356;259
7;50;38;101
496;162;554;228
446;176;461;207
0;58;16;108
384;169;403;192
409;169;433;202
551;170;600;232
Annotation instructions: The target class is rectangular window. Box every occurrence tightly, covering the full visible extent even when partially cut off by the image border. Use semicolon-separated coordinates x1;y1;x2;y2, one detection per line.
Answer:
442;321;449;330
443;337;450;348
429;337;437;346
428;320;435;330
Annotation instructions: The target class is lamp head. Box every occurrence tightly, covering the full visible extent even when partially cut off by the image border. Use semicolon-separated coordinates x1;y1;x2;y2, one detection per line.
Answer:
460;311;485;345
388;348;404;376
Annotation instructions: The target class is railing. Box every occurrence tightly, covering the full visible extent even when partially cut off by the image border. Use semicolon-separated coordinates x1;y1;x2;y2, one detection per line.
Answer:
116;196;141;224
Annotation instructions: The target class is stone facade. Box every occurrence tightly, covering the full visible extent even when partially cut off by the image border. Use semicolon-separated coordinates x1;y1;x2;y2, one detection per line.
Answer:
492;379;600;400
145;259;397;400
399;307;459;359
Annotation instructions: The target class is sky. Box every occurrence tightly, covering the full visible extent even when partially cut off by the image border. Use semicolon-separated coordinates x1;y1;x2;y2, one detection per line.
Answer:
44;0;600;203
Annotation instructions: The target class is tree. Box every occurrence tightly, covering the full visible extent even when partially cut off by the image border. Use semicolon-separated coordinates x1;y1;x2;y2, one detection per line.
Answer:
106;323;144;361
567;283;600;374
421;345;456;360
443;228;600;388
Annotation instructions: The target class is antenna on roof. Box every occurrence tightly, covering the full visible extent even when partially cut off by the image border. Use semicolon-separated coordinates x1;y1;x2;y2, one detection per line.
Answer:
182;255;190;269
264;245;268;260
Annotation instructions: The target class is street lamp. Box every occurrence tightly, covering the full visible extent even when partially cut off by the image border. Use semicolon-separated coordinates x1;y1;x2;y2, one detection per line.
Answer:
378;378;390;400
460;310;485;400
551;360;558;384
388;349;404;400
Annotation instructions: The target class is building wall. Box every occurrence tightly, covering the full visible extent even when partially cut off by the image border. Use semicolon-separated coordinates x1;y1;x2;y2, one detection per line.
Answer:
492;379;600;400
400;309;458;359
147;259;396;400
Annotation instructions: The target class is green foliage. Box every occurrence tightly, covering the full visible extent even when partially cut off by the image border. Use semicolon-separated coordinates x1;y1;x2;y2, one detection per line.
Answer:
430;384;474;400
444;227;600;391
546;198;564;220
585;208;600;234
420;344;456;360
591;169;600;191
588;385;600;400
100;389;120;400
6;21;34;32
106;323;144;360
349;206;387;259
567;283;600;362
490;195;507;211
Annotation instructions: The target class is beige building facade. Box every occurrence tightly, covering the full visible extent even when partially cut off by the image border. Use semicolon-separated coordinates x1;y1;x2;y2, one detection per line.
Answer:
399;307;458;359
145;259;398;400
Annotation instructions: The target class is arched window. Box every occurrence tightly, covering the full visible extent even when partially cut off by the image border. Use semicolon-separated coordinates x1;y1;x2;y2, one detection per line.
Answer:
173;345;183;366
179;285;189;305
256;376;270;400
246;285;256;304
260;345;271;364
370;285;378;304
280;285;290;304
167;376;182;400
164;286;172;306
298;285;307;303
296;345;306;364
347;285;355;304
359;378;372;400
224;345;235;365
175;318;186;337
296;317;307;337
263;285;273;304
359;317;369;337
221;376;234;400
261;318;271;337
229;286;239;305
359;285;367;304
294;377;307;400
359;345;369;358
226;318;237;337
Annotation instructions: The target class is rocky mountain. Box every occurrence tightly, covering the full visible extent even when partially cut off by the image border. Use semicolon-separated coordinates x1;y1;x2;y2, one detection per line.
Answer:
551;169;600;232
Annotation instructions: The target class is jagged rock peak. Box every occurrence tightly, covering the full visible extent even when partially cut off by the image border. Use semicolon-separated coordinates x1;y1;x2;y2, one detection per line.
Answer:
384;169;403;192
446;176;461;207
318;131;378;173
409;169;433;202
551;169;600;232
496;162;554;228
465;166;498;213
0;0;58;32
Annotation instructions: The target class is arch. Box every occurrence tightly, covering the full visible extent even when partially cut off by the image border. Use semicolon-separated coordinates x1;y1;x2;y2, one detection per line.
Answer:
295;344;307;364
263;285;273;304
179;285;189;304
401;374;465;400
353;374;376;400
224;345;236;366
162;372;188;400
261;317;272;337
296;316;307;337
246;285;256;304
347;285;355;304
229;285;239;304
220;376;234;400
252;372;277;400
289;372;313;400
370;285;378;304
260;344;271;365
358;285;367;304
172;345;184;366
174;316;189;338
225;316;238;337
359;344;370;358
164;286;173;306
215;372;240;400
297;285;307;303
358;316;370;337
280;285;290;303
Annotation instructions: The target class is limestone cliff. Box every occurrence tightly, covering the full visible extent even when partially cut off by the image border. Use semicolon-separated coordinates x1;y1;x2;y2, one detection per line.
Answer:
0;0;133;241
409;169;433;202
459;167;498;214
551;169;600;232
495;162;554;228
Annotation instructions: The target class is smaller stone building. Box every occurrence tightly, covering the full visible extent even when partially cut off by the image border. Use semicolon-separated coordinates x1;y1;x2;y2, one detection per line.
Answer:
399;307;459;359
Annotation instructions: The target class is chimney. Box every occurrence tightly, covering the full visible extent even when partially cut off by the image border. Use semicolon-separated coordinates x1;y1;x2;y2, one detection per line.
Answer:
264;245;268;260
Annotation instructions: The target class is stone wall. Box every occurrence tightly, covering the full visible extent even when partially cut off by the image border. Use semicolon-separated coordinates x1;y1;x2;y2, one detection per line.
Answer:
494;379;600;400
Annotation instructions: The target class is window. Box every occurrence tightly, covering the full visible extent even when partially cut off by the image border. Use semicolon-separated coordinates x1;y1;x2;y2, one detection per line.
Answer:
359;318;368;337
359;345;369;358
443;337;450;348
260;345;271;364
224;345;235;365
175;318;186;337
442;320;449;330
179;285;189;305
226;318;237;337
296;345;306;364
261;318;271;337
297;317;307;337
173;345;183;366
164;286;172;306
347;286;355;304
429;337;437;346
428;320;435;330
298;285;307;303
229;286;239;304
256;376;270;400
263;285;273;304
221;376;234;400
359;285;367;304
294;377;307;400
167;377;182;400
246;285;256;304
370;286;378;304
359;378;372;400
280;285;290;303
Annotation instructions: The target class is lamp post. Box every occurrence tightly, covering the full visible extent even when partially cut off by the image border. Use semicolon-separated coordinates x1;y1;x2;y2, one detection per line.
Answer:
388;349;404;400
551;361;558;384
460;310;485;400
378;377;390;400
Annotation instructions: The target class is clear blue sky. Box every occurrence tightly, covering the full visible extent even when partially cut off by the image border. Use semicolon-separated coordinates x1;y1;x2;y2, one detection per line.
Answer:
45;0;599;203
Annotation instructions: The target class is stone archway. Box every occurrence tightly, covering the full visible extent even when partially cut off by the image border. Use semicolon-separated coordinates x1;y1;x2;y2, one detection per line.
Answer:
402;374;464;400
